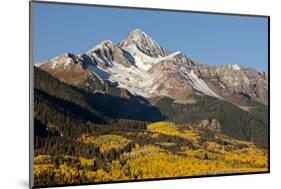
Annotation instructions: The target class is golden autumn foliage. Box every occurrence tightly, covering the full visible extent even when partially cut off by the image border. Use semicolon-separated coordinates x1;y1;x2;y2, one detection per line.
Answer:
34;121;268;186
148;121;200;145
78;134;131;153
148;121;179;134
121;144;164;161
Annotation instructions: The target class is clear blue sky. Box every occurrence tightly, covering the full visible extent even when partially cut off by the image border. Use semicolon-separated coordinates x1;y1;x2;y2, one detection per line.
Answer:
32;2;268;71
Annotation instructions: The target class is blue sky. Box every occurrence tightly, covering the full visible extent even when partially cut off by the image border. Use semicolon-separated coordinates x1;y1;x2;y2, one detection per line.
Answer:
32;2;268;71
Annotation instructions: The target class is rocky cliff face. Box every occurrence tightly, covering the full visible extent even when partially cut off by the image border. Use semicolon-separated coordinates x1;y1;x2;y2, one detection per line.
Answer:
197;119;221;133
36;29;268;110
191;64;268;106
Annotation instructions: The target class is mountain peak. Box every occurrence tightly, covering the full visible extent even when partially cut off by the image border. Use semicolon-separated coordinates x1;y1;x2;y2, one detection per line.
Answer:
92;39;114;51
231;64;241;71
100;39;114;46
119;28;169;58
127;28;149;40
129;28;144;34
222;64;242;71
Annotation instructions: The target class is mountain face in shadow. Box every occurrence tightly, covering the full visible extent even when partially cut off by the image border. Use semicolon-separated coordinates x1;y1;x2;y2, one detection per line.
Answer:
34;88;107;125
81;90;165;122
34;66;165;123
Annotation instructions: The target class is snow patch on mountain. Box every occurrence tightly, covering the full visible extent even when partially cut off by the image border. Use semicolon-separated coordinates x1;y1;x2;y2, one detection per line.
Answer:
123;44;156;71
87;64;110;79
42;53;76;69
124;44;181;71
231;64;241;71
84;49;185;98
108;62;153;97
187;70;222;99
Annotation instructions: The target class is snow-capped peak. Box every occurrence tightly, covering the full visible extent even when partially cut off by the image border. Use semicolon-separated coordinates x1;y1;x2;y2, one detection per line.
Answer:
127;28;153;44
231;64;241;71
88;40;114;54
119;28;169;58
93;40;114;50
41;52;77;69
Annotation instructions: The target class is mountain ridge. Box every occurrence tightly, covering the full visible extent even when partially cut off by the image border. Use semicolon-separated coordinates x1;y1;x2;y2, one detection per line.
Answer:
36;29;268;108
